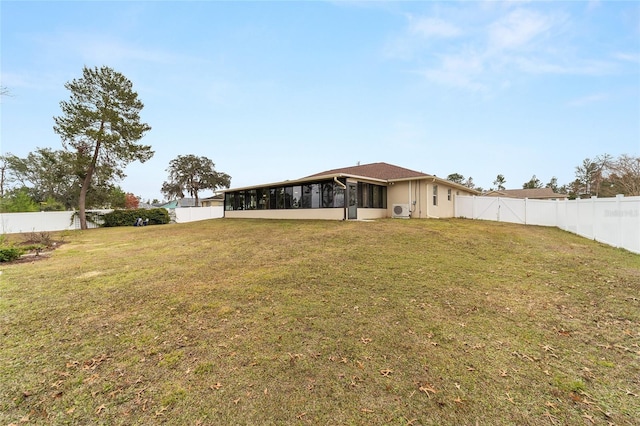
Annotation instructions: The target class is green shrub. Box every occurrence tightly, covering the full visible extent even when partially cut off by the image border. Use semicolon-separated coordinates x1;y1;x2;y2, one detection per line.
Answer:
101;208;170;227
0;246;23;262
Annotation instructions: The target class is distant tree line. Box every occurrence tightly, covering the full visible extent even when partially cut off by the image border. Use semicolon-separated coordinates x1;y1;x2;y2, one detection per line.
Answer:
447;153;639;198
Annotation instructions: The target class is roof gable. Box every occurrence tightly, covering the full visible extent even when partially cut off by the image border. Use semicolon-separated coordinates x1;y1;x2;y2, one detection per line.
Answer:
304;162;430;181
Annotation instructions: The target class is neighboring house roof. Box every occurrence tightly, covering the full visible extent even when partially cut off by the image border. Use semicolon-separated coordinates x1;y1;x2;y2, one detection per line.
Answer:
157;198;199;208
222;162;480;194
484;188;568;199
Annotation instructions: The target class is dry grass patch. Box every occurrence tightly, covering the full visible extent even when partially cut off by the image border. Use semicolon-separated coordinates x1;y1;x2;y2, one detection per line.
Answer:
1;219;638;425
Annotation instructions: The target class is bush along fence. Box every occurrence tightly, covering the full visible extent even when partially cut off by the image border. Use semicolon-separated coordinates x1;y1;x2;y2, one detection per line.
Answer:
101;208;170;227
455;194;640;254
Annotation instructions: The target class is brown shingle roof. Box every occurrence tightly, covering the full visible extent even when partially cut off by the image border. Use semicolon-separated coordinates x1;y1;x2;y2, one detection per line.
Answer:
303;162;430;181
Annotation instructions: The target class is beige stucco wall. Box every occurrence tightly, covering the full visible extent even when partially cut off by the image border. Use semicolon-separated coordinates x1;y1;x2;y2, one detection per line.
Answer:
387;180;473;218
201;200;223;207
357;208;387;220
224;208;345;220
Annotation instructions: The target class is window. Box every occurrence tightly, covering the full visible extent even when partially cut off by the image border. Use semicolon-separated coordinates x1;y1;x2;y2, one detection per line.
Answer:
247;189;257;210
447;188;452;202
302;184;320;208
225;179;360;210
224;193;233;211
357;182;386;208
433;185;438;206
257;188;266;210
284;187;293;209
334;183;345;208
237;191;245;210
292;186;301;208
269;188;277;209
321;182;334;208
276;187;285;209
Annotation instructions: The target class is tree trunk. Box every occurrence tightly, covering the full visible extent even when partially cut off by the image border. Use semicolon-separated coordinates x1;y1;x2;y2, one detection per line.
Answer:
78;127;103;230
78;177;89;230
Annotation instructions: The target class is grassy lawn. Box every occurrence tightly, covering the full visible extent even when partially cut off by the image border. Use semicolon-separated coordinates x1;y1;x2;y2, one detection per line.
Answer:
1;218;639;425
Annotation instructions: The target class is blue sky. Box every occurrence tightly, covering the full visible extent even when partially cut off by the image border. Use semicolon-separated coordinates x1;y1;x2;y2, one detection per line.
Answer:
2;1;639;201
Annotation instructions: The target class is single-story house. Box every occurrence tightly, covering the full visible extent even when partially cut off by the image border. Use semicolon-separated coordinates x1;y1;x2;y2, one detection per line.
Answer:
200;194;225;207
222;162;479;220
484;188;568;200
157;198;200;208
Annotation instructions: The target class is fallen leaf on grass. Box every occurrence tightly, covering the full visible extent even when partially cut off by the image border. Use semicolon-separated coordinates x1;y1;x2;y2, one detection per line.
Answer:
95;404;106;415
380;369;393;377
210;383;222;390
419;383;438;398
542;411;559;425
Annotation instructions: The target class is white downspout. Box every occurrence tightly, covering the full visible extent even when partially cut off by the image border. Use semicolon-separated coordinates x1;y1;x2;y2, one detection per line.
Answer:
334;177;347;220
408;180;412;217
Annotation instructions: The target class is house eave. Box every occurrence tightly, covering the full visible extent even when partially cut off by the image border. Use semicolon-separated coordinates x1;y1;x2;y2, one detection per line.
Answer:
388;175;481;194
220;173;389;193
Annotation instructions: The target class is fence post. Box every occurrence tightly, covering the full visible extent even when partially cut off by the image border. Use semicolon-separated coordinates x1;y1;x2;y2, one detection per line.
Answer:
592;196;597;241
472;196;477;220
616;194;623;249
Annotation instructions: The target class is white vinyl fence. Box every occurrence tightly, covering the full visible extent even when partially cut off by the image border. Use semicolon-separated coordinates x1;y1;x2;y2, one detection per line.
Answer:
0;210;111;234
172;206;224;223
0;207;225;235
455;195;640;254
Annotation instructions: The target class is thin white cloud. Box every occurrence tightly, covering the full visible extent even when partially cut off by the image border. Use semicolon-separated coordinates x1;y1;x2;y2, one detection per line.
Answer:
390;4;626;93
419;51;488;92
566;93;609;107
383;15;462;60
408;16;462;39
514;57;617;75
613;52;640;64
0;71;61;91
488;8;553;51
33;31;191;66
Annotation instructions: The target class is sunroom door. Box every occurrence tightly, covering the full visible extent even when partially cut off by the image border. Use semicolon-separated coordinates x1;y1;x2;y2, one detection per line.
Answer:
347;183;357;220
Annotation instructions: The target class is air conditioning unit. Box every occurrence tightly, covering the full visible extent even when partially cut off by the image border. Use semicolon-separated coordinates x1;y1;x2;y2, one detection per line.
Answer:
392;204;410;219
